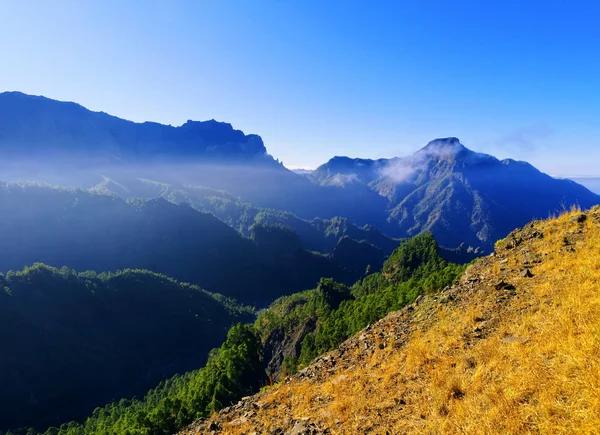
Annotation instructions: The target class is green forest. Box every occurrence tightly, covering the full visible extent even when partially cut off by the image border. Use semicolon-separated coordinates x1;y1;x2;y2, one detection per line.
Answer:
0;264;252;431
258;233;466;373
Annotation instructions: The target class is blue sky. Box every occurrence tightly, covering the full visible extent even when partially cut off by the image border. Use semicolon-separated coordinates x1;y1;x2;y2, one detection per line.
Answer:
1;0;599;174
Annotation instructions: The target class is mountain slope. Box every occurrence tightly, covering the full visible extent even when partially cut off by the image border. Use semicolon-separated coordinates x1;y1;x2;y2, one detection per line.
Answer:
2;92;597;252
91;178;401;256
0;92;393;227
0;182;363;305
0;264;253;431
185;206;600;434
311;137;600;250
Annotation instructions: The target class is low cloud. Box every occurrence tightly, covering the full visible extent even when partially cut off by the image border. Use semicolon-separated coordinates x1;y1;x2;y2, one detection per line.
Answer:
379;158;419;183
379;138;465;183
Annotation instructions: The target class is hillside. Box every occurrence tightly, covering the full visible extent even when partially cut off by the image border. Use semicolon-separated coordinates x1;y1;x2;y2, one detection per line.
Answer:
184;206;600;434
92;178;401;256
311;138;600;250
0;182;374;305
255;233;465;382
0;264;252;431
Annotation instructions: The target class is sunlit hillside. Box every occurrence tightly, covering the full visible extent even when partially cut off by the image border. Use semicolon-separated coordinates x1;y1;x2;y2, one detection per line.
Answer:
186;206;600;434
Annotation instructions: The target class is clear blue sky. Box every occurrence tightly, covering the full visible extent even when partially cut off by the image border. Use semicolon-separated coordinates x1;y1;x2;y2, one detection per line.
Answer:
1;0;599;174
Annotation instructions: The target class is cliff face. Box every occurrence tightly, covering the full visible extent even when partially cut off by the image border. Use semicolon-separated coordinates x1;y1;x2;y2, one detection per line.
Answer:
0;92;272;163
183;206;600;434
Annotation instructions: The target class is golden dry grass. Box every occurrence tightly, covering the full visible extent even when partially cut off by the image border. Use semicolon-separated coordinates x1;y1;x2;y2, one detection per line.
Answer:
214;209;600;434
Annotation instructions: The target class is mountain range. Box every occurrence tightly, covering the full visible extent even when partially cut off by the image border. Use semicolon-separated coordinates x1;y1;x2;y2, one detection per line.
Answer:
0;91;273;164
0;91;598;252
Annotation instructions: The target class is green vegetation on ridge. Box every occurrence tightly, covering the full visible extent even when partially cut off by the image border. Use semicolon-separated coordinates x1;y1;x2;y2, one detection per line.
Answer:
258;233;467;374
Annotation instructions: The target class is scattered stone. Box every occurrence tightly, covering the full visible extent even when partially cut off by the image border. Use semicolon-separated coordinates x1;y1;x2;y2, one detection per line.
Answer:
502;336;530;344
494;281;516;291
570;214;587;224
331;374;348;385
285;421;310;435
520;268;534;278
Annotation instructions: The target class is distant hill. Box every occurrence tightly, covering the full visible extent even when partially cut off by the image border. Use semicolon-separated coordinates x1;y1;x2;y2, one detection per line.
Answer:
0;92;390;228
310;138;600;250
0;182;378;305
90;177;400;255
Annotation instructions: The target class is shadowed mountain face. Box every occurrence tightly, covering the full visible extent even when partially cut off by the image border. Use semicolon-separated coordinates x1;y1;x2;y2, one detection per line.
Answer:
0;182;377;305
0;265;254;431
0;92;271;163
311;137;600;250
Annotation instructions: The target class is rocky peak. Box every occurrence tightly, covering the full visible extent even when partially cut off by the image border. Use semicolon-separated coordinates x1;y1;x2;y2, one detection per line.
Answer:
416;137;467;159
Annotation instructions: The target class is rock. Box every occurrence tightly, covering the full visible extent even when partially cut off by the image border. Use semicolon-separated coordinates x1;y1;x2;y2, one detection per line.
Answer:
286;421;310;435
570;214;587;224
494;281;516;291
520;268;534;278
331;374;348;385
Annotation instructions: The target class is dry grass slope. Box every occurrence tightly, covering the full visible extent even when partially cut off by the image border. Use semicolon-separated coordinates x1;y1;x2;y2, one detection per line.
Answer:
185;207;600;435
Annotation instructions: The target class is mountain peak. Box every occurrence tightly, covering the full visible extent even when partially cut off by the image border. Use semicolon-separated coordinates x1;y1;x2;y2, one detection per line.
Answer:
418;137;466;157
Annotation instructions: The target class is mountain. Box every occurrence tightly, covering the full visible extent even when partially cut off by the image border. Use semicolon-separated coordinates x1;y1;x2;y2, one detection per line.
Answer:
256;233;464;381
0;264;253;431
0;92;272;164
0;182;373;305
91;178;401;255
310;137;600;250
570;176;600;194
1;92;597;252
0;92;392;227
183;206;600;435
